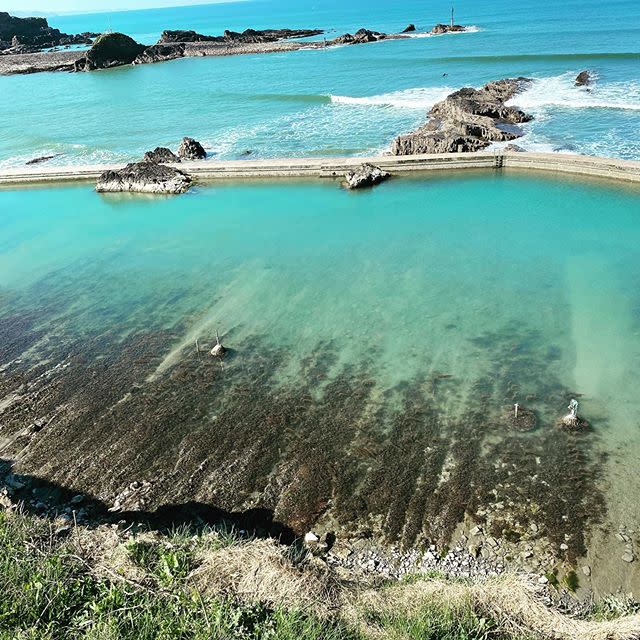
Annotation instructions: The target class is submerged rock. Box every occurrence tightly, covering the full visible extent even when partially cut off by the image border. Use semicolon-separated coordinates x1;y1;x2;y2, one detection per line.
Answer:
74;32;146;71
26;154;61;165
96;162;191;194
143;147;181;164
501;404;537;432
575;70;592;87
392;78;533;155
344;163;390;189
178;137;206;160
504;144;526;152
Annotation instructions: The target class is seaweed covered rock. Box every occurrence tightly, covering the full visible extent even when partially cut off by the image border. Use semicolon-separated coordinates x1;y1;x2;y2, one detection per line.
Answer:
501;405;537;432
143;147;181;164
344;163;390;189
178;137;206;160
96;162;191;194
74;32;146;71
392;78;533;155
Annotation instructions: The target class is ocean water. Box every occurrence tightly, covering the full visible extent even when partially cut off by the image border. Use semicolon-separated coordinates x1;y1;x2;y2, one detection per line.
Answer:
1;173;640;594
1;0;639;166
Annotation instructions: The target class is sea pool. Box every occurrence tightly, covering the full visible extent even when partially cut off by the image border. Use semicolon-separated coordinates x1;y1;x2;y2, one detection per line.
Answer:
1;172;640;594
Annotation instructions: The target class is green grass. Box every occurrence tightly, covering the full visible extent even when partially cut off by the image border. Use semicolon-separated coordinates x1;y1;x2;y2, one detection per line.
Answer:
0;508;636;640
0;510;357;640
361;600;532;640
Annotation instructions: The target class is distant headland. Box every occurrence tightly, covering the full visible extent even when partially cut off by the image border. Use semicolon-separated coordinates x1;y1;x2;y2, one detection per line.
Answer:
0;11;478;76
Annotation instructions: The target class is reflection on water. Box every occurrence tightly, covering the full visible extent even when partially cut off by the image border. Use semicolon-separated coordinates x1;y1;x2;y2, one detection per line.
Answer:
1;173;640;592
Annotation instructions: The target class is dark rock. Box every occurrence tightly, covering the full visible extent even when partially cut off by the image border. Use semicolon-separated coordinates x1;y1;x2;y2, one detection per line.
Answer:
74;32;146;72
96;162;192;194
392;78;533;155
575;70;592;87
344;163;390;189
431;23;466;35
402;24;417;33
158;27;322;45
178;137;206;160
26;154;61;165
134;43;185;65
0;11;97;52
143;147;181;164
158;29;222;44
330;28;385;45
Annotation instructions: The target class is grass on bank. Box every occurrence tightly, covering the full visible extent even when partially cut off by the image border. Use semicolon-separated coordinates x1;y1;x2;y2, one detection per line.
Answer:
0;508;638;640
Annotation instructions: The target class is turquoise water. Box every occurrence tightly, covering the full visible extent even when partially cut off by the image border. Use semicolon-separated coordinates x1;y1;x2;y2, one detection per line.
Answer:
1;0;639;166
1;174;640;595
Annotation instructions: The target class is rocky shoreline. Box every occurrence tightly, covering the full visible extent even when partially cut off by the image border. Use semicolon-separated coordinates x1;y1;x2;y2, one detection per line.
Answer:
0;16;480;76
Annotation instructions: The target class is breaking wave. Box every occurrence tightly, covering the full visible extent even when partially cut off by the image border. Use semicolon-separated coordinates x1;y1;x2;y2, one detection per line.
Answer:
510;73;640;112
330;87;454;110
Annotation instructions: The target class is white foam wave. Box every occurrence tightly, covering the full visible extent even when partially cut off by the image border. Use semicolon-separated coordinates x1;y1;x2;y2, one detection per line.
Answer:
330;87;454;110
509;73;640;112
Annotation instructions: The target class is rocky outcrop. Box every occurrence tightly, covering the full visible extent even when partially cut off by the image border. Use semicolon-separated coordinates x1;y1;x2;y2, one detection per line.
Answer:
504;143;526;152
575;70;592;86
158;27;322;45
0;11;97;53
74;33;146;71
330;28;386;45
344;163;390;189
402;24;417;33
96;162;191;194
431;23;466;35
158;29;221;44
392;78;533;155
178;137;206;160
143;147;181;163
134;43;185;65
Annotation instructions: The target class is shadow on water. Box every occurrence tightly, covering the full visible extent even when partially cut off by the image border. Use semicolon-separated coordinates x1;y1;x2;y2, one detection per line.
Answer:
0;458;297;543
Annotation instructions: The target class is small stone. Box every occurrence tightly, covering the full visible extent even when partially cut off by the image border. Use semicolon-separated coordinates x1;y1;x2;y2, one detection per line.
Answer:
304;532;319;545
560;543;568;551
622;552;635;563
470;525;482;536
538;575;549;584
70;495;84;505
582;566;591;576
615;532;625;542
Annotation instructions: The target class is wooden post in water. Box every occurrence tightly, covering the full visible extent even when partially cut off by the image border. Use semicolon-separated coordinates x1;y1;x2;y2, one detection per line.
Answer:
451;7;455;27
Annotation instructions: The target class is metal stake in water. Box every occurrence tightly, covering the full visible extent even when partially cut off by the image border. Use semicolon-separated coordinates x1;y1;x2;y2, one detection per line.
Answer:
568;399;578;420
514;403;519;419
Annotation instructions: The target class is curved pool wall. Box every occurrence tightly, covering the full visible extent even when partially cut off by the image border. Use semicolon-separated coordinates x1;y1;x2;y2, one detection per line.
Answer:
1;152;640;187
1;170;640;596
